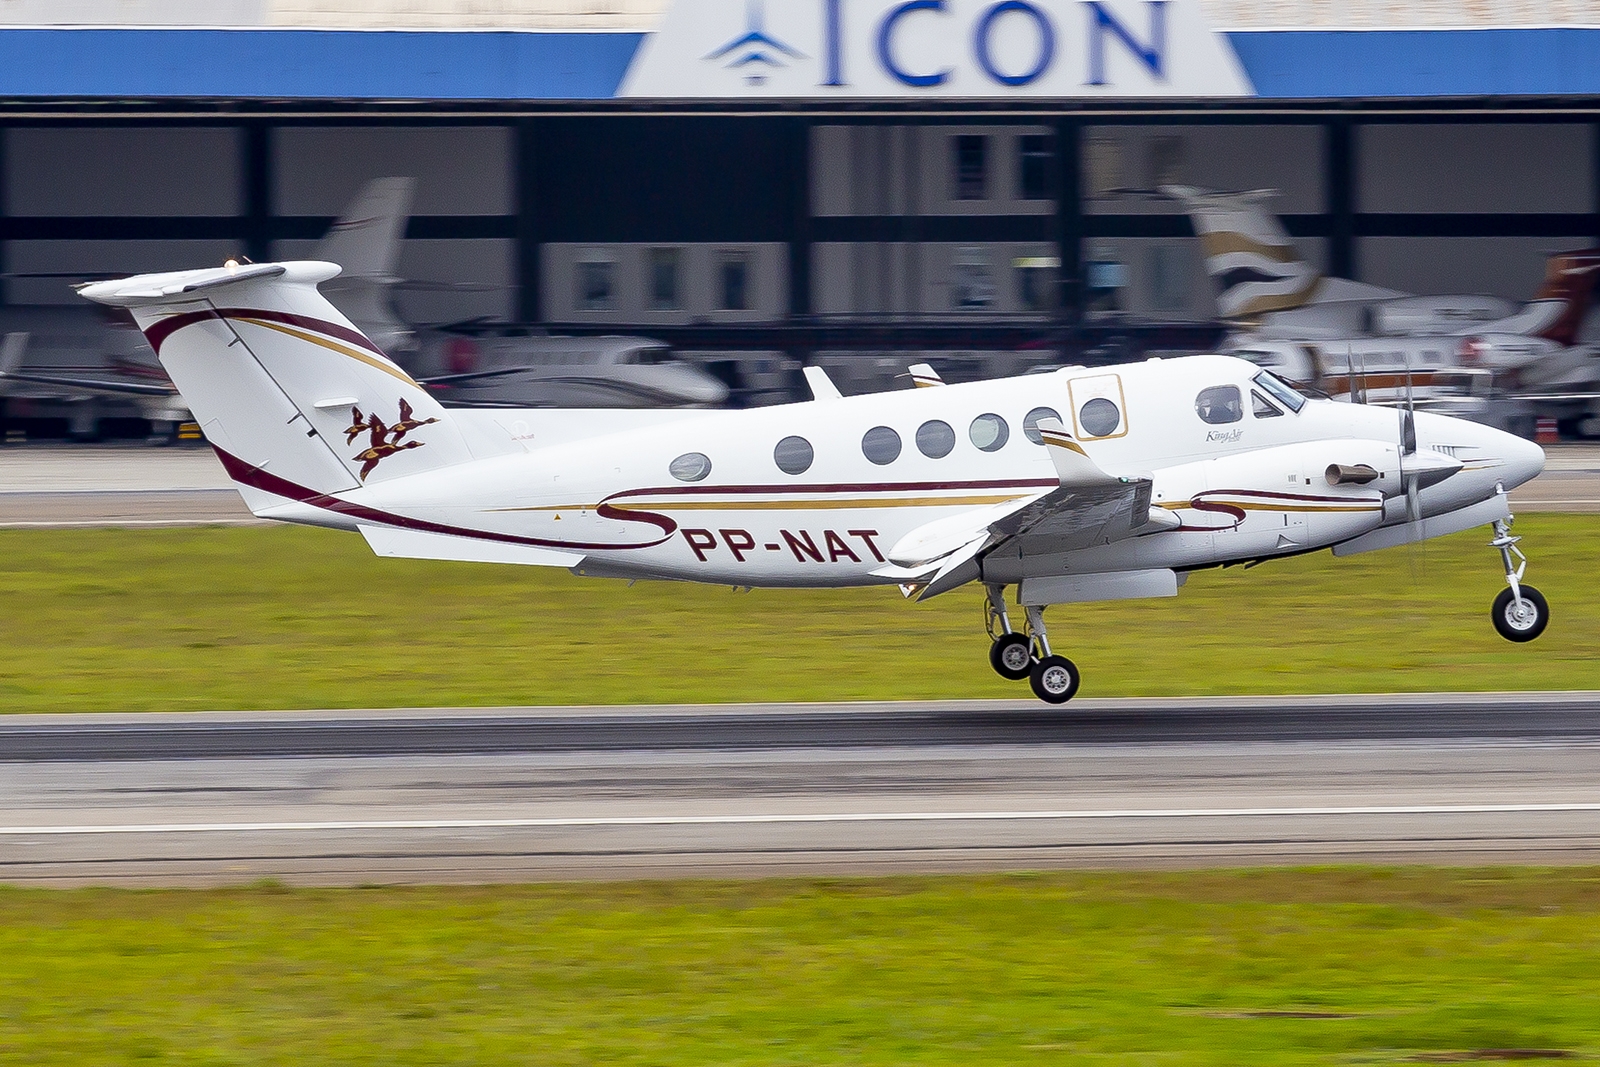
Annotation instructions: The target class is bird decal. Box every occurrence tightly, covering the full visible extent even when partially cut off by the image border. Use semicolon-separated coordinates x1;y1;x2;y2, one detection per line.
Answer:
348;399;433;480
389;397;439;442
344;407;369;445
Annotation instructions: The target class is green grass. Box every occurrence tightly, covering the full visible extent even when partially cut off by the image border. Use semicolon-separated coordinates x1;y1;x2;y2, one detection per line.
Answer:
1;515;1597;713
1;870;1598;1065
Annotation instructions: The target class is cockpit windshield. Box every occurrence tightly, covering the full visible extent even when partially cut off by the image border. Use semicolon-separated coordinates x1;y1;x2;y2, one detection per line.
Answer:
1252;370;1306;413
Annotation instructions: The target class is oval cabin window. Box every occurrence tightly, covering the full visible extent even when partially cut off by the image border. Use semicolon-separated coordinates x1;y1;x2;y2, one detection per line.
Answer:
970;413;1009;452
668;452;712;482
1022;406;1061;445
861;426;902;465
773;436;814;475
1077;397;1121;438
916;420;956;459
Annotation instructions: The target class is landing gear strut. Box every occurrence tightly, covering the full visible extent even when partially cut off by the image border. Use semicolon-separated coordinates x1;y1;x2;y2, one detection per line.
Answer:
985;585;1032;681
1488;515;1548;642
985;585;1080;703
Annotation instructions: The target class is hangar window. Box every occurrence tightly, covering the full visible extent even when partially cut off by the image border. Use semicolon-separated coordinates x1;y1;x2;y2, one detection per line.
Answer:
774;436;814;476
916;420;956;459
1019;134;1051;200
647;248;681;311
1196;385;1243;425
862;426;902;465
955;135;988;200
1022;406;1061;445
669;452;712;483
718;252;751;311
970;413;1009;452
576;259;615;312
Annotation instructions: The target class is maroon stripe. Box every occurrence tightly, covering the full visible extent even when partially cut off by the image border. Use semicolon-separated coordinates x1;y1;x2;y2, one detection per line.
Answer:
1203;489;1374;504
144;309;223;354
144;307;386;359
610;477;1058;501
212;447;677;552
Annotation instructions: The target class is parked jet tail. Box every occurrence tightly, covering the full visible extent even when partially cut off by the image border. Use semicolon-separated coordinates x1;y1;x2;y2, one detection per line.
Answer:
78;262;476;506
1163;184;1401;319
1532;247;1600;347
316;177;417;355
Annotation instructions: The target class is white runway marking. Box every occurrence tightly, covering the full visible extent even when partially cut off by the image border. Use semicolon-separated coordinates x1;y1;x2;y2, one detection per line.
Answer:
7;802;1600;836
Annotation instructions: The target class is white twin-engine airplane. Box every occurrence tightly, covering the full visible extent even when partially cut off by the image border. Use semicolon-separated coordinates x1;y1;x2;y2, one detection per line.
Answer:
82;261;1552;704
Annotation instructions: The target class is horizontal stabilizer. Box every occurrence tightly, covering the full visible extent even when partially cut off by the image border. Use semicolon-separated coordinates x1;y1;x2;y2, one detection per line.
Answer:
79;263;294;306
360;525;585;568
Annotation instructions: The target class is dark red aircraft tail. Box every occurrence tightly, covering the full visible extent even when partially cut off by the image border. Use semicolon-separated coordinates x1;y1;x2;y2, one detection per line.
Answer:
1534;247;1600;347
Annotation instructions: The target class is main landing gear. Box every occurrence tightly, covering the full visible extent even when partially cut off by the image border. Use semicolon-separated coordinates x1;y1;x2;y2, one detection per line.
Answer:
986;585;1081;704
1488;515;1549;642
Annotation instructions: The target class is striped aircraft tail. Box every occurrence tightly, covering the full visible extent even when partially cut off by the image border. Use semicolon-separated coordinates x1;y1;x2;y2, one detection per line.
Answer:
79;261;476;507
1162;185;1322;319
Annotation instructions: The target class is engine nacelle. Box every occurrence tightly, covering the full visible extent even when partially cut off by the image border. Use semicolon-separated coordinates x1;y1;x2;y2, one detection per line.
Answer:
1368;295;1518;337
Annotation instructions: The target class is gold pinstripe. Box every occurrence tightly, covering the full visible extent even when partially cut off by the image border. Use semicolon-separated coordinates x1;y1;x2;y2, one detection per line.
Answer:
236;317;420;389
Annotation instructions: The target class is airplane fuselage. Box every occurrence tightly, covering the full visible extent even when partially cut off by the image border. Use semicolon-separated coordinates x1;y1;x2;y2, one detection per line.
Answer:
260;354;1543;590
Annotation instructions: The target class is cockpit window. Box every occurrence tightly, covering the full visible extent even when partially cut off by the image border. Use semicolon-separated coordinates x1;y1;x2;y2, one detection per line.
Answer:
1195;385;1243;425
1252;391;1284;419
1252;370;1306;413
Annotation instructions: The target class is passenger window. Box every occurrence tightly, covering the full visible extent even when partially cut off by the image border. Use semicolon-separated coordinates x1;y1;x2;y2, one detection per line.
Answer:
969;413;1009;452
1252;391;1284;419
668;452;712;482
773;436;814;475
1077;397;1121;438
1022;406;1061;445
916;420;956;459
861;426;902;465
1196;385;1243;425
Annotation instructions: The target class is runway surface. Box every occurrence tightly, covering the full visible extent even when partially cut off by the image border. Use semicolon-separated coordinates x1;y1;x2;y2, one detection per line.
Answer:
2;443;1599;526
4;693;1598;886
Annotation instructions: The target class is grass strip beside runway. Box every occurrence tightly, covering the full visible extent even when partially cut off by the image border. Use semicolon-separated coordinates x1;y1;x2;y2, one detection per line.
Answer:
1;869;1598;1065
1;515;1597;712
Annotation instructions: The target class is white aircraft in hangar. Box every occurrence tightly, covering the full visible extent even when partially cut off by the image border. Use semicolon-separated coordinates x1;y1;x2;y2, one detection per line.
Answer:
1164;184;1600;428
81;261;1551;703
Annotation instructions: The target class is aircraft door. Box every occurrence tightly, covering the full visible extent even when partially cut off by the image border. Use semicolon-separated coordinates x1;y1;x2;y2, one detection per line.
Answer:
1066;373;1128;441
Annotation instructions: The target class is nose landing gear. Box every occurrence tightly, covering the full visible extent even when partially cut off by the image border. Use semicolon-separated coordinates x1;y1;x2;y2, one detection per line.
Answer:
1489;516;1548;642
985;585;1081;704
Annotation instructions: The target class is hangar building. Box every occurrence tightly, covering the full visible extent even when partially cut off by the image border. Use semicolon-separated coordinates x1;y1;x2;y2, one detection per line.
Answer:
1;0;1599;394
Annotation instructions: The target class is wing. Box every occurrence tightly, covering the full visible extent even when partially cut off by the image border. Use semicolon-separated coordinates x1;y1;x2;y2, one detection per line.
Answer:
875;417;1176;601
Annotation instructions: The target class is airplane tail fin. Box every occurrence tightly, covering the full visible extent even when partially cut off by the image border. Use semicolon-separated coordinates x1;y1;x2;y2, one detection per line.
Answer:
78;262;476;506
1161;184;1322;318
1532;246;1600;347
316;177;417;355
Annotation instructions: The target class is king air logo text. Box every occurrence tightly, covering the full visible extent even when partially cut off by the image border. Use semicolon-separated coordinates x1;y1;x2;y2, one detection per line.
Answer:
345;398;439;481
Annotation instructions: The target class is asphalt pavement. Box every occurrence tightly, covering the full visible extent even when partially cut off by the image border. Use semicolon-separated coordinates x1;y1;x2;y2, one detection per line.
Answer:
4;694;1598;886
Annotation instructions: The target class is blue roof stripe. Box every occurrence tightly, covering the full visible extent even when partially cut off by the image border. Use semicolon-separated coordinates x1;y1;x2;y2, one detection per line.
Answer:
1228;28;1600;98
0;29;645;99
0;26;1598;100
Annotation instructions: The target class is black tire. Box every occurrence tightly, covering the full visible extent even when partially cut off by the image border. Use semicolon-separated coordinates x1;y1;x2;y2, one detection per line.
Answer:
989;633;1034;680
1029;655;1081;704
1492;585;1549;642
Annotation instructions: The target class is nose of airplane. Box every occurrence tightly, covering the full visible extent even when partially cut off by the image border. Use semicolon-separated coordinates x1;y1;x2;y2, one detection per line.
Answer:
1489;426;1546;491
